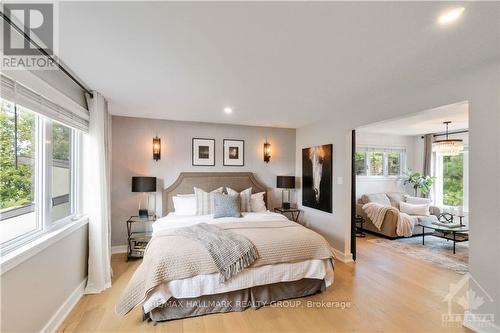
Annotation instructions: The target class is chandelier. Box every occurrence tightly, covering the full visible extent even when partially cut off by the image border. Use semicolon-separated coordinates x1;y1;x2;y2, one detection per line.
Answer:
432;121;464;156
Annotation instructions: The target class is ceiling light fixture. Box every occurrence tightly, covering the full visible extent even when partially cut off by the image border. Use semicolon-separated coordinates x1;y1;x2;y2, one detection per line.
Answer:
224;107;233;114
432;121;464;156
438;7;465;25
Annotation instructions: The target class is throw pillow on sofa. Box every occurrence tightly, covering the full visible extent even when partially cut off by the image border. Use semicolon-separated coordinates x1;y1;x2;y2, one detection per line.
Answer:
400;201;430;216
405;195;432;205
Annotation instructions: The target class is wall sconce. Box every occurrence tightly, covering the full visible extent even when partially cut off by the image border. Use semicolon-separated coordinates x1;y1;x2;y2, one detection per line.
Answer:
153;136;161;161
263;140;271;163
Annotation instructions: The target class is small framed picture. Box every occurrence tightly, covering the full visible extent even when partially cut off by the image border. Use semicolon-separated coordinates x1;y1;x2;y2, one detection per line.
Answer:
192;138;215;166
223;139;244;166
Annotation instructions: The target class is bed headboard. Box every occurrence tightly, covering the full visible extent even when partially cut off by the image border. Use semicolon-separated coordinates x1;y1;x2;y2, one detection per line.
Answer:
162;172;268;216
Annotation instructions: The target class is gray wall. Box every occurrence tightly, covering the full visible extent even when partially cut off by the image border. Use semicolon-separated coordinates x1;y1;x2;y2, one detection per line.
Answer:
0;224;88;333
296;61;500;327
111;116;296;246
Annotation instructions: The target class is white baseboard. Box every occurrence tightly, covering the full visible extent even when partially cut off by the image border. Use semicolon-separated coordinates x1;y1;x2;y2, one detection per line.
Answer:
41;278;87;333
463;318;500;333
331;247;354;263
111;244;128;254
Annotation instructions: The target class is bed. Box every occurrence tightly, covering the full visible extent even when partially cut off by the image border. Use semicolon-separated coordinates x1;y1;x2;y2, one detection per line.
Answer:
116;172;334;322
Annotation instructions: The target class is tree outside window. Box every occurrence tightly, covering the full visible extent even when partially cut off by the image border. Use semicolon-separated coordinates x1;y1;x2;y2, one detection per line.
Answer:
443;154;464;206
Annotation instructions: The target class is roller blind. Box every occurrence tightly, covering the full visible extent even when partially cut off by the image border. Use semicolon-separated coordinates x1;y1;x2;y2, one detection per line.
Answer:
0;74;89;132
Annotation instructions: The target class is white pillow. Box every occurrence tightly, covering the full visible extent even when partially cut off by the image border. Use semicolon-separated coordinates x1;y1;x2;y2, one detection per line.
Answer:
251;192;267;212
226;187;252;212
400;201;430;216
405;196;432;205
172;195;196;215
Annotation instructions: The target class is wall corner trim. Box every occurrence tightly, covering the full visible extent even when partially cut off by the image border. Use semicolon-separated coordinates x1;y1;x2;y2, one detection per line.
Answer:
331;247;354;263
41;277;87;333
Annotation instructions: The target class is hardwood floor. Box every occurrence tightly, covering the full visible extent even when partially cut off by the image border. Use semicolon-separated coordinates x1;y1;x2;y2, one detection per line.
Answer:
58;235;471;332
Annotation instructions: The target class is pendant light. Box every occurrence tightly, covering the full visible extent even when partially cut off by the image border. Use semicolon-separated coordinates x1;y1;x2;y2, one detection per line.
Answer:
432;121;464;156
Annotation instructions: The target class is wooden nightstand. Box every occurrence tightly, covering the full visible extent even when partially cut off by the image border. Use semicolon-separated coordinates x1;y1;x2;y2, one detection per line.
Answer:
274;207;302;222
126;215;155;260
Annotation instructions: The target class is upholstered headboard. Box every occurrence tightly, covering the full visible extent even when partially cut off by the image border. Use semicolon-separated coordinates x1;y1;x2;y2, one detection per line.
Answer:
162;172;268;216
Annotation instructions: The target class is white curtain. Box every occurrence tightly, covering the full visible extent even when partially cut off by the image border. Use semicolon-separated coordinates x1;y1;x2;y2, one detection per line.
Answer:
84;92;112;294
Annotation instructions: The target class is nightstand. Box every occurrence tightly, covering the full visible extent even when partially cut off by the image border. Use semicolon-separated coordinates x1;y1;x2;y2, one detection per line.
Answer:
126;215;155;260
274;207;302;222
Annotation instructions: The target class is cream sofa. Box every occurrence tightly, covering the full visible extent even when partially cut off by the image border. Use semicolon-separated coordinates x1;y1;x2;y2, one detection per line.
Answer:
356;192;441;239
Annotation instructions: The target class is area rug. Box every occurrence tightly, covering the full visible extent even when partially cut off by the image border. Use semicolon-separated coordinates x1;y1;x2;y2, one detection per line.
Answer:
368;236;469;274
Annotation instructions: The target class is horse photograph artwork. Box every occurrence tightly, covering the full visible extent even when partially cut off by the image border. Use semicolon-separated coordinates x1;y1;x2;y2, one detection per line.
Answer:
302;144;333;213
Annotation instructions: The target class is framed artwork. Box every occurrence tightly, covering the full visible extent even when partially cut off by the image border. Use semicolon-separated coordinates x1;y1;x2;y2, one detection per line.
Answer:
192;138;215;166
302;144;333;213
223;139;245;166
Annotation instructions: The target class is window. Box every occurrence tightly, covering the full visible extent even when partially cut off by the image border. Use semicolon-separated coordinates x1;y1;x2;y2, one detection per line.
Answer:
368;151;384;176
0;101;38;244
51;121;73;221
354;151;367;175
356;147;406;177
0;97;79;251
434;151;468;209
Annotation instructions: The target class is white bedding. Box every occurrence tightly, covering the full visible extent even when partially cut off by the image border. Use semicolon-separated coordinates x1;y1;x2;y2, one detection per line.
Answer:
144;211;334;313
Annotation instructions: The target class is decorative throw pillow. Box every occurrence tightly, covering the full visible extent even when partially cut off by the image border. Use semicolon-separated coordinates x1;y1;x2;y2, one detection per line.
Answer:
226;187;252;212
172;195;196;215
194;187;224;215
251;192;267;212
400;201;430;216
213;193;242;218
405;195;432;205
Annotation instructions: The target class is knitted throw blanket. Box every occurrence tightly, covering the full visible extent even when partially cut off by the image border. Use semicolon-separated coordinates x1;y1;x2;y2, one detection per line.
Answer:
362;202;415;237
174;223;259;283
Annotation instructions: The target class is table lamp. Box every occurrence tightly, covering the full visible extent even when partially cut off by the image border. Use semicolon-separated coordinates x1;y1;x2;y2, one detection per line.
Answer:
277;176;295;209
132;176;157;218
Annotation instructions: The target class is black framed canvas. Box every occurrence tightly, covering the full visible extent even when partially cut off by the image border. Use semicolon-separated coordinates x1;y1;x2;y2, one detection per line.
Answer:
192;138;215;166
223;139;244;166
302;144;333;213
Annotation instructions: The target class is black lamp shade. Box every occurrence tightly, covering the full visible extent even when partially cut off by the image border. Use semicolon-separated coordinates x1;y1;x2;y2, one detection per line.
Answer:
132;177;157;192
277;176;295;189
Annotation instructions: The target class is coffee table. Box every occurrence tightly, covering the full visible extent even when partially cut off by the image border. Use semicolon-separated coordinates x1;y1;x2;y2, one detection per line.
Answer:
418;220;469;254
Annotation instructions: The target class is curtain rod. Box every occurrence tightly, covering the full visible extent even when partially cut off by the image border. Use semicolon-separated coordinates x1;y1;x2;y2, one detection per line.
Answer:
0;11;94;98
421;129;469;139
433;129;469;138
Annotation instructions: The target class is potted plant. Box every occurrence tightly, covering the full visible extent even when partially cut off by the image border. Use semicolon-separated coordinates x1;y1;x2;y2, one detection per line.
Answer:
404;170;435;197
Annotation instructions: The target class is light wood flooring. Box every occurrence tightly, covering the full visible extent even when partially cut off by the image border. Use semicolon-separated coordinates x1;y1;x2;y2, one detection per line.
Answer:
58;235;471;332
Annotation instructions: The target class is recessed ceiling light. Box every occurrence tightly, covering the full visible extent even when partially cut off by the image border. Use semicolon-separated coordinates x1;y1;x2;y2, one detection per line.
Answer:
224;107;233;114
438;7;465;25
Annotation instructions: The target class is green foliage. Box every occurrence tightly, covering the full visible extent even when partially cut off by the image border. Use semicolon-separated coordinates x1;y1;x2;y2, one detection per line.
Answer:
354;151;366;175
387;152;401;175
0;102;35;209
368;152;384;175
52;123;70;161
443;155;464;206
404;170;435;197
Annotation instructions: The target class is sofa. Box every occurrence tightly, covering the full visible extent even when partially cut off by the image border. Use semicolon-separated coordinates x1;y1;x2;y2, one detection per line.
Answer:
356;192;442;239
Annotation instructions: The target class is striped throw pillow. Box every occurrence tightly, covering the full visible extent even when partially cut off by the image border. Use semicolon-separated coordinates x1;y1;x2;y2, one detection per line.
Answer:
194;187;224;215
226;187;252;212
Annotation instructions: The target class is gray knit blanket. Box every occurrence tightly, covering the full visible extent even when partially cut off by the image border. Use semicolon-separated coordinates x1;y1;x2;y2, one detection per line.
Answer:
174;223;259;282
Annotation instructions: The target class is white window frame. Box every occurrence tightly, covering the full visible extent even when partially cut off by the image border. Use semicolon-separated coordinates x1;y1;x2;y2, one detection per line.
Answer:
0;99;81;254
356;146;407;178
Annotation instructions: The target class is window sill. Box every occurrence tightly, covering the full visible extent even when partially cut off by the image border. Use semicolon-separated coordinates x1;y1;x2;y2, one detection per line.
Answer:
0;215;89;275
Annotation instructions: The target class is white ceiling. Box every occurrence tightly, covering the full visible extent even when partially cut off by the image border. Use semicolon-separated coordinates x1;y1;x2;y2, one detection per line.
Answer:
357;101;469;136
58;2;499;128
